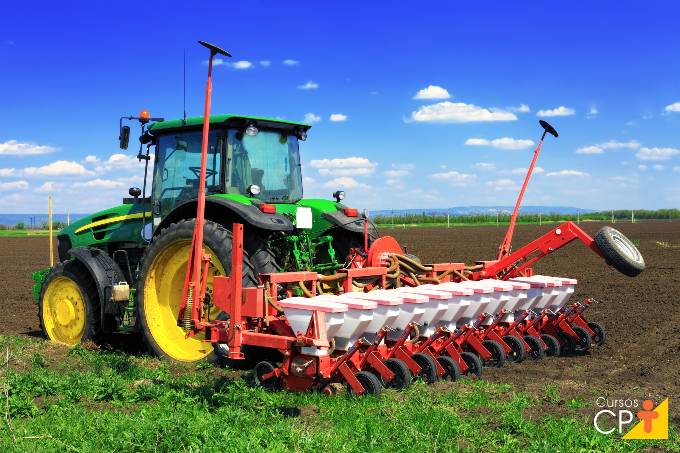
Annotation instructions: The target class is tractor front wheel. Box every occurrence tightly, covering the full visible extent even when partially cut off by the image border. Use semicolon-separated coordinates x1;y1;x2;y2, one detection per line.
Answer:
39;261;101;346
137;219;257;363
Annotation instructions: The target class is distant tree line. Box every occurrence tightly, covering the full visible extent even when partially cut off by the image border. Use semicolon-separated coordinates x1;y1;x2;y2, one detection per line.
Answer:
0;221;69;230
373;209;680;225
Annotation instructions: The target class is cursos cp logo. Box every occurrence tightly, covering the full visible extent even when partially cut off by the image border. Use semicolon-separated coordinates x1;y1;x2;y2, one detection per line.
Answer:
593;397;669;439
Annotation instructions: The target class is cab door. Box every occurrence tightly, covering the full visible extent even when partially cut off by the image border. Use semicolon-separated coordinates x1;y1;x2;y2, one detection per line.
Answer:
151;130;222;228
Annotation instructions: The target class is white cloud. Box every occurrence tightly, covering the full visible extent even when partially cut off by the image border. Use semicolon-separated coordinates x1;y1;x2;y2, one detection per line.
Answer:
24;160;92;177
464;137;534;150
84;155;99;163
0;140;58;155
302;176;316;185
73;179;126;189
587;106;599;118
664;102;680;113
309;157;377;177
413;85;451;100
508;104;530;113
636;147;680;161
0;168;16;177
473;162;495;170
0;180;28;191
486;178;517;190
95;153;146;173
36;181;62;193
232;60;253;70
298;80;319;90
303;112;321;124
510;166;544;174
653;164;665;171
329;113;348;122
545;169;589;177
576;145;603;155
411;102;517;123
259;60;271;67
537;106;575;117
673;166;680;173
576;140;640;155
638;164;648;171
323;177;368;189
431;170;475;186
282;59;299;66
384;163;414;178
385;179;402;187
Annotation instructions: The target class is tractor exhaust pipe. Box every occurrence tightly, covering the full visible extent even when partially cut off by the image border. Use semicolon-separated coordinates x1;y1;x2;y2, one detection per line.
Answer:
497;120;558;260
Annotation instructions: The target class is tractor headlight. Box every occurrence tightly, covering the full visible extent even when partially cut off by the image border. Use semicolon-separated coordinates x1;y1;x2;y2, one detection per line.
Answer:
296;129;307;141
247;184;261;196
333;190;345;202
245;123;259;136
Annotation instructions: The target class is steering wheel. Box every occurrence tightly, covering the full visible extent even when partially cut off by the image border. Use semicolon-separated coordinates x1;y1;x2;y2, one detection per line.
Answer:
189;166;218;179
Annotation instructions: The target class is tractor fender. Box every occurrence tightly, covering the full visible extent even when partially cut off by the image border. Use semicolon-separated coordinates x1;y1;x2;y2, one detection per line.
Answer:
155;198;294;236
68;247;127;331
322;211;376;236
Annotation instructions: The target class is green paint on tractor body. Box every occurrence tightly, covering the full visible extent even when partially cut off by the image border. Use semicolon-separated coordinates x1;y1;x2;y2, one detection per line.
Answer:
34;115;369;309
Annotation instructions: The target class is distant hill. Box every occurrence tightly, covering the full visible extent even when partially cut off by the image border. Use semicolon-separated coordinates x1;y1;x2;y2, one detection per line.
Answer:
372;206;596;217
0;214;86;228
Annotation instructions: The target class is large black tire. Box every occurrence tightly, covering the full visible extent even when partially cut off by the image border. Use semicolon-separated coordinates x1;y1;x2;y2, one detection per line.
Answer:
411;352;438;384
245;234;281;277
437;355;461;382
348;371;382;396
523;335;546;360
594;226;645;277
137;219;257;363
460;351;483;377
253;360;281;391
588;321;607;346
38;260;101;346
503;335;527;363
572;326;593;353
482;340;506;368
541;334;561;357
558;331;576;356
383;358;413;390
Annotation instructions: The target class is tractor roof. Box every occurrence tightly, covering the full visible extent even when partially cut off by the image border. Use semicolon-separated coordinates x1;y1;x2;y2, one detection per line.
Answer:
148;114;311;133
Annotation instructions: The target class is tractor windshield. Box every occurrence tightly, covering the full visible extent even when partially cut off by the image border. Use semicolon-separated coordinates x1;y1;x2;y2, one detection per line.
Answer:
226;129;303;203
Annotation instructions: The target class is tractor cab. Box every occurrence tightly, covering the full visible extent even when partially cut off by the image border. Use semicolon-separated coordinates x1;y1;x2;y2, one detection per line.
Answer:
125;114;310;229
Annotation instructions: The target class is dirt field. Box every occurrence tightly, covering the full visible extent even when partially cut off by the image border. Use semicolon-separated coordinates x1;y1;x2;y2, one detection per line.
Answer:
2;221;678;418
388;221;680;414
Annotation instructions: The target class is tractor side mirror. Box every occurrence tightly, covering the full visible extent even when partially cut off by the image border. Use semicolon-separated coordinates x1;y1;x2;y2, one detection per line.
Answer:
119;125;131;150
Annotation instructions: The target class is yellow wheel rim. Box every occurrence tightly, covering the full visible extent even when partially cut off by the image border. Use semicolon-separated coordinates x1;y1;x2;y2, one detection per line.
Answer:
143;240;225;362
42;276;87;346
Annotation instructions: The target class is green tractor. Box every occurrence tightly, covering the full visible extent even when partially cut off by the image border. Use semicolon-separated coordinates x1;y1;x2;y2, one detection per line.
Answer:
33;112;379;363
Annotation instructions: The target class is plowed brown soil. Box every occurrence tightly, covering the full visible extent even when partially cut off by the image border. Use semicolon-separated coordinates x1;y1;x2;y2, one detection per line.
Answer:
389;221;680;412
2;221;678;414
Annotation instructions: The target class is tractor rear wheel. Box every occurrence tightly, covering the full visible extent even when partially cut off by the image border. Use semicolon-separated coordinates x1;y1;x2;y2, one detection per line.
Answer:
39;261;101;346
137;219;257;363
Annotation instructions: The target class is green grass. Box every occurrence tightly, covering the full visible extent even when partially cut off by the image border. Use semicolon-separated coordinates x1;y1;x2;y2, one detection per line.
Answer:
0;230;50;237
0;335;677;452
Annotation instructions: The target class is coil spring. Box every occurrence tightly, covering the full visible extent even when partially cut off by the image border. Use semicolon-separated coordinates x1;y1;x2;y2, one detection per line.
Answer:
183;287;193;331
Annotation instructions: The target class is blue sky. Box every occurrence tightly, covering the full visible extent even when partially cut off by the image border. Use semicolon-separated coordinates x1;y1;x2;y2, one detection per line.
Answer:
1;1;679;214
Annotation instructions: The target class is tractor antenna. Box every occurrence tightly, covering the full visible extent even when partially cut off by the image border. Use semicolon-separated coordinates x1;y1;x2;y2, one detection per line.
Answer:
183;48;187;124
